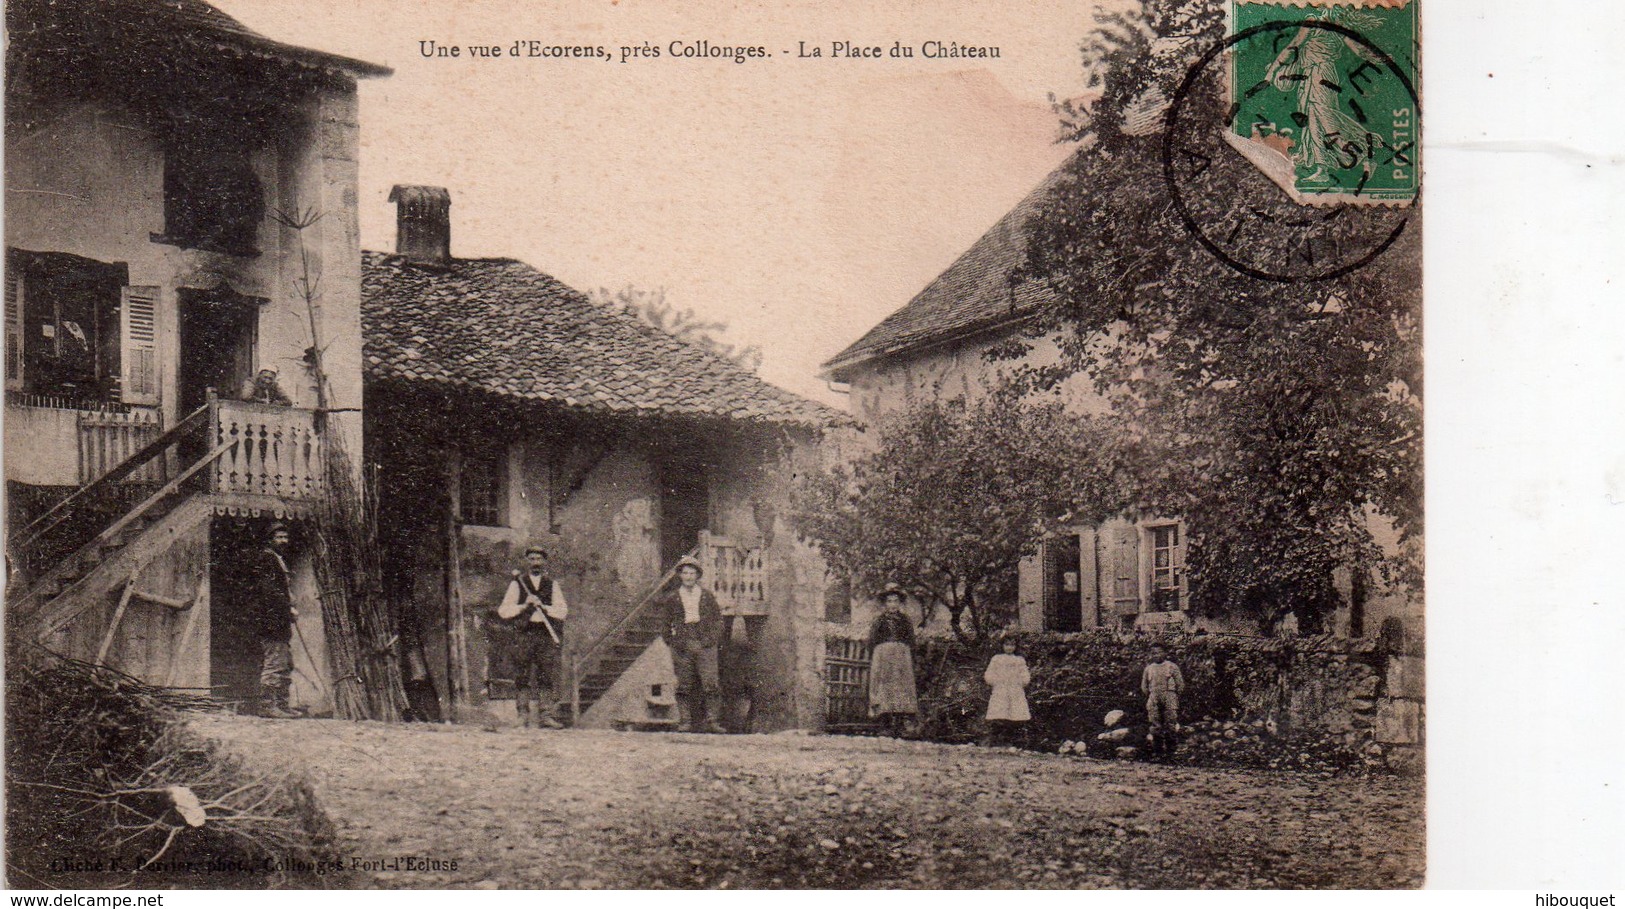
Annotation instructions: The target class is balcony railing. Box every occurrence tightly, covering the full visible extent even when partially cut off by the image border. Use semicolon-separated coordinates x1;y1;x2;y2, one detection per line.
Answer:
211;398;324;501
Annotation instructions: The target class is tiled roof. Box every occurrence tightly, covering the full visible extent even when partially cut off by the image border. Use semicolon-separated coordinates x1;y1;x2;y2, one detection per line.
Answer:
821;157;1074;381
7;0;390;78
362;252;841;428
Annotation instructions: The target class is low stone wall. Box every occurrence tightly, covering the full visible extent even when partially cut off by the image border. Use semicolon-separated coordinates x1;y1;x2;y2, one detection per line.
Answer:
906;629;1424;774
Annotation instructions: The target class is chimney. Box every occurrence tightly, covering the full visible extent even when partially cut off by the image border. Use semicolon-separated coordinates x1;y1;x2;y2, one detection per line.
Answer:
388;185;451;263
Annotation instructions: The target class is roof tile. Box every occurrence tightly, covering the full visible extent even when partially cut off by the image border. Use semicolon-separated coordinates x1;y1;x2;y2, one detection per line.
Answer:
362;252;840;428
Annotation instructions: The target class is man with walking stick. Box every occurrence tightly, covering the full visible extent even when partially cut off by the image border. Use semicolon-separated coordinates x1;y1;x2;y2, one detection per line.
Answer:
247;522;301;718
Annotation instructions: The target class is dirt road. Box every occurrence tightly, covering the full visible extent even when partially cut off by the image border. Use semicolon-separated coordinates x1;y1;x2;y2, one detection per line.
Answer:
194;714;1424;889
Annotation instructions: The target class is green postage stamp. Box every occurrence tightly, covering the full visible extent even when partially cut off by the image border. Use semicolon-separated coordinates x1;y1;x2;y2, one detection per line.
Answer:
1226;0;1419;205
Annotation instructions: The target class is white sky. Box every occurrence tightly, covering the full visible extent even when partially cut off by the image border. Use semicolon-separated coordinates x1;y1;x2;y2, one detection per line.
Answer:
212;0;1107;404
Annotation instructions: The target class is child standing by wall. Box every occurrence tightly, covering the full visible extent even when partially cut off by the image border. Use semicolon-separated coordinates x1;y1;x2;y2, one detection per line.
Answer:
984;638;1031;746
1141;644;1185;760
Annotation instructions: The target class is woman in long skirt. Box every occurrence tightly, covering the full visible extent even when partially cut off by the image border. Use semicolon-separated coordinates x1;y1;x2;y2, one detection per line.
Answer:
868;584;919;736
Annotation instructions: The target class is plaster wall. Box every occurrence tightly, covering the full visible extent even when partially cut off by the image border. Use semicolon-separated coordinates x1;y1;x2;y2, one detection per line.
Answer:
5;86;365;470
427;426;827;730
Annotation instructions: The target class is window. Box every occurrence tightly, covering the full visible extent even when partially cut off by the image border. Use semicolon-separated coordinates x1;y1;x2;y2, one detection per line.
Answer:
1145;522;1186;612
458;443;507;526
160;137;264;256
5;249;150;406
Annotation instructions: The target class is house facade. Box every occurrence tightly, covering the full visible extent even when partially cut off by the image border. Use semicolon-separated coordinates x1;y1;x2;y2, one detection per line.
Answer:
821;160;1419;640
363;188;838;731
4;0;388;711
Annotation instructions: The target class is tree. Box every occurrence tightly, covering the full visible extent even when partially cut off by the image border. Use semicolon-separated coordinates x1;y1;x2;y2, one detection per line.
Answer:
790;393;1121;643
1011;0;1422;631
590;285;764;372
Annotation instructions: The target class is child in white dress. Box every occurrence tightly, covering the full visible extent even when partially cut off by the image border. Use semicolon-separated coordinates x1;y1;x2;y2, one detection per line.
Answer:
984;638;1031;745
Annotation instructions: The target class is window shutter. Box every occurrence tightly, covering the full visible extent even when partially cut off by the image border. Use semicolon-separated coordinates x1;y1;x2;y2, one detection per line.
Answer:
5;270;22;391
1110;525;1141;617
120;286;160;405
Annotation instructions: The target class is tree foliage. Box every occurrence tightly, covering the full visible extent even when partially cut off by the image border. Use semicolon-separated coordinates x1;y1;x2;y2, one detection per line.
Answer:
591;285;764;372
790;394;1121;643
1012;0;1422;630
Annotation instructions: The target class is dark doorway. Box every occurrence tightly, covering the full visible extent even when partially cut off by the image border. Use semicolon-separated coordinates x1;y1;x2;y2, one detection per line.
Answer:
1043;534;1084;632
209;517;286;706
659;451;710;572
177;286;259;415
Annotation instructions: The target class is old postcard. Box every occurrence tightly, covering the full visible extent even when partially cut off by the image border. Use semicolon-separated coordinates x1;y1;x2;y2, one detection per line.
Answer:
1;0;1472;891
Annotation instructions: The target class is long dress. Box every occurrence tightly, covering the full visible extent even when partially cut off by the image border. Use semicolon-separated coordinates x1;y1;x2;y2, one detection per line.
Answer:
984;653;1031;722
867;609;918;717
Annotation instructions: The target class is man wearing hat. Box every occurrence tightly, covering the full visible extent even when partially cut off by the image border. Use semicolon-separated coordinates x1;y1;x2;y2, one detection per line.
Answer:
246;522;300;718
659;556;725;733
238;365;292;405
496;544;569;728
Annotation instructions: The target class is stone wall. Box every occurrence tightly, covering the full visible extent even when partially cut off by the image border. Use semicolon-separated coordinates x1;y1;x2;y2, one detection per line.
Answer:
906;630;1424;774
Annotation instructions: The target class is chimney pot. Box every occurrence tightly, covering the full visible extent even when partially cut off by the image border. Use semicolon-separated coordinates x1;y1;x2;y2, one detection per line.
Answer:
388;185;451;263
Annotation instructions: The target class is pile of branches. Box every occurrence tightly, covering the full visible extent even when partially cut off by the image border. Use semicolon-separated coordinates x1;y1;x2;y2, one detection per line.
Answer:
307;426;409;721
5;648;343;888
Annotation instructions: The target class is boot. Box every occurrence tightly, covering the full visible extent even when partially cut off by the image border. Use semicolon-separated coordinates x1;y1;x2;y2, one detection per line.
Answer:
535;702;564;730
259;687;298;719
276;685;306;718
516;700;533;729
675;695;694;733
702;692;728;734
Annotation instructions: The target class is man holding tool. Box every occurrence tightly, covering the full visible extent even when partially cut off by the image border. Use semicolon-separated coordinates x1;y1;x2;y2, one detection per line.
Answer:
496;543;569;729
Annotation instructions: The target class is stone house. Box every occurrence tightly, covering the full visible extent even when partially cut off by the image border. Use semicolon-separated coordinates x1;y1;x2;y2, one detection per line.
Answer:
4;0;388;711
820;159;1419;640
362;188;840;730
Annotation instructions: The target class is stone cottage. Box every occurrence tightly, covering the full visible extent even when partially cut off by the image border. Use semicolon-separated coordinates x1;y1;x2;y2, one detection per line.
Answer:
362;187;840;730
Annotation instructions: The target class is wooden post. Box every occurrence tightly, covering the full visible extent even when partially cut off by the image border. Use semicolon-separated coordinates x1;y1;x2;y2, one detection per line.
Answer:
444;447;469;721
204;387;219;492
164;583;206;688
96;560;149;668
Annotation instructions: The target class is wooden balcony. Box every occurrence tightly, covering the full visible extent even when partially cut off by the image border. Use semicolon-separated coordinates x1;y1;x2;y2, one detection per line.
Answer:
209;398;325;517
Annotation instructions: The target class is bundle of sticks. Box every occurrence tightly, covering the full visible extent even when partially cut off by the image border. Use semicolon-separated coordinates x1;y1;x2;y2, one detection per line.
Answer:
308;425;409;721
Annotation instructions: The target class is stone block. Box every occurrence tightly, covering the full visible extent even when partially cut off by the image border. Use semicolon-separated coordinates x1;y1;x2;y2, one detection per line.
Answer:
1374;699;1421;744
1386;656;1425;700
1349;671;1380;699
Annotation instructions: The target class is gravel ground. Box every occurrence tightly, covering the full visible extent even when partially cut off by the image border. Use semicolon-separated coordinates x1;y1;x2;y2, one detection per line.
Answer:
193;714;1424;889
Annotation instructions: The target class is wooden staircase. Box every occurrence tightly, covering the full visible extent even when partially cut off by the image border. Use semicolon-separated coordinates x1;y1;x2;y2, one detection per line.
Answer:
7;400;228;645
571;609;669;715
566;552;694;720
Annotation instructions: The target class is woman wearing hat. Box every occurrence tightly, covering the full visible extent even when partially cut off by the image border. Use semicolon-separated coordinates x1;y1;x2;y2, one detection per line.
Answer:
659;555;726;733
867;584;919;737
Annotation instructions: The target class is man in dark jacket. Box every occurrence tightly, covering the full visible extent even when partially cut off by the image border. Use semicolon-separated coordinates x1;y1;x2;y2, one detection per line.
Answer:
660;556;725;733
246;522;299;718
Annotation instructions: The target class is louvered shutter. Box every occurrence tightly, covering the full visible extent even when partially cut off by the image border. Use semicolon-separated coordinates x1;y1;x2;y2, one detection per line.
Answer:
5;270;22;391
120;286;160;405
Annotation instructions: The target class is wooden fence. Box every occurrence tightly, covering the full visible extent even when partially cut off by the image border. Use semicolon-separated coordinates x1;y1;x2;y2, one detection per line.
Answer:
825;636;875;730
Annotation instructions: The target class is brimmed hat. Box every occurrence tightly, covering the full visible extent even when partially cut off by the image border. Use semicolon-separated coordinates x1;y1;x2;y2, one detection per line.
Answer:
258;364;279;376
880;583;906;601
524;543;548;557
674;556;704;577
267;521;290;536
